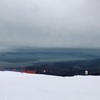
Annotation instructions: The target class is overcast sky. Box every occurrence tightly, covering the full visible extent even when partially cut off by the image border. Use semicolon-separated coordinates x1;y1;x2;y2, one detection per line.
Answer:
0;0;100;50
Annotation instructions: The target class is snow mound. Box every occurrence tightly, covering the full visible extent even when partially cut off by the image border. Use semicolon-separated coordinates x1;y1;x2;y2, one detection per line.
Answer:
0;71;100;100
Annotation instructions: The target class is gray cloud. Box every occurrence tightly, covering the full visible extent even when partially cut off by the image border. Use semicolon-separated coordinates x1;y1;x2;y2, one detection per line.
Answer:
0;0;100;50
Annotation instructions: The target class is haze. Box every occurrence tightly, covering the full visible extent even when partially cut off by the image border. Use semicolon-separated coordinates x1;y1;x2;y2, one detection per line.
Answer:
0;0;100;50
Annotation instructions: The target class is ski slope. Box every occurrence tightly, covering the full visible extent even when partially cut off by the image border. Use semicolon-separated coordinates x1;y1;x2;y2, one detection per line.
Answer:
0;71;100;100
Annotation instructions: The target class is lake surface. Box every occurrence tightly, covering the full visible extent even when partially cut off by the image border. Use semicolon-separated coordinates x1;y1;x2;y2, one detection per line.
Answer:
0;48;100;67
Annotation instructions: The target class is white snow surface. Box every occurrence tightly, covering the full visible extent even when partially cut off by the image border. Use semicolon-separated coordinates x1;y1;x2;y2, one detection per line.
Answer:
0;71;100;100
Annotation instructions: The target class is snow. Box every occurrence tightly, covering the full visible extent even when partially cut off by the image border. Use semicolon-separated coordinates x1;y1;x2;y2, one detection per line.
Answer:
0;71;100;100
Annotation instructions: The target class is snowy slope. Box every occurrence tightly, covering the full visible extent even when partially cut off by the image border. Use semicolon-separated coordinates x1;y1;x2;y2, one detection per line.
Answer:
0;71;100;100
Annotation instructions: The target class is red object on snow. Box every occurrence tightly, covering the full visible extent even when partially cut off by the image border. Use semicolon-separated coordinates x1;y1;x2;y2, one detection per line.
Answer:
22;70;36;74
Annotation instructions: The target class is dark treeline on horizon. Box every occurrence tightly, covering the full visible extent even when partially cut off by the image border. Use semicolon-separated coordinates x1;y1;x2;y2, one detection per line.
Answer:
2;58;100;77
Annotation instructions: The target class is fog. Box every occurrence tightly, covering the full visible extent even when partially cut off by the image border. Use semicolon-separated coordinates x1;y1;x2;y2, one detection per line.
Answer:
0;0;100;50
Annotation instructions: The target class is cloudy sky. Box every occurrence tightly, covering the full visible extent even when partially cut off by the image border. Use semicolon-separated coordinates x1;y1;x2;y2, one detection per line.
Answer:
0;0;100;50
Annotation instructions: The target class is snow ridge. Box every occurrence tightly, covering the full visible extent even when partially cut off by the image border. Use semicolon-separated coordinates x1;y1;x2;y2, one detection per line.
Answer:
0;71;100;100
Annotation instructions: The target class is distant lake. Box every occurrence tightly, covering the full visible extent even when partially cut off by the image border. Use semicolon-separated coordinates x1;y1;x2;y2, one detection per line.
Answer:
0;48;100;67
